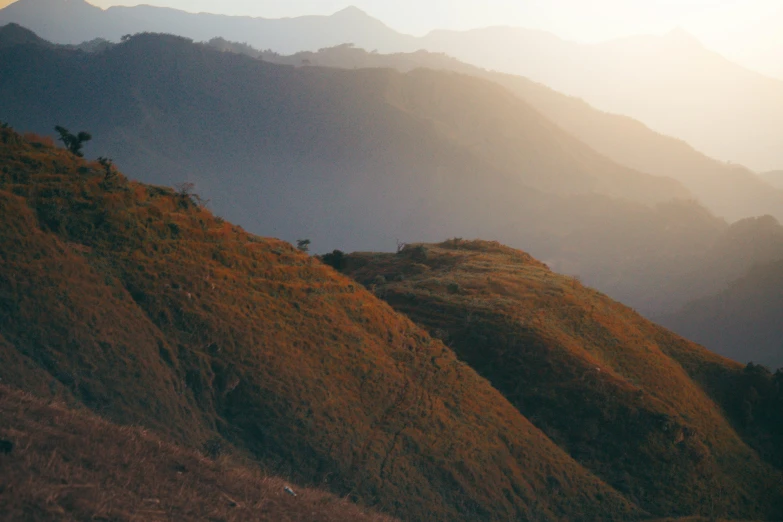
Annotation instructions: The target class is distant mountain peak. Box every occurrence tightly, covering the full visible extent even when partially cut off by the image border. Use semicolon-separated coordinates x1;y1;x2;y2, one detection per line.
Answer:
1;0;102;12
0;22;52;47
332;5;370;18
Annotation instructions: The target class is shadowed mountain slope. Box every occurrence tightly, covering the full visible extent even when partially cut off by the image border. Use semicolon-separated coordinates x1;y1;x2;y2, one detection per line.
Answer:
335;240;783;519
0;31;739;319
0;126;645;521
0;30;688;210
0;385;397;522
0;21;52;48
661;259;783;370
0;0;413;51
3;1;782;171
4;24;779;225
417;28;783;172
257;43;783;224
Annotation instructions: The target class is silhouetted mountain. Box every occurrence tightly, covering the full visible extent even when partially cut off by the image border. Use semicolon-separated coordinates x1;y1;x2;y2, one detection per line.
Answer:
0;21;51;48
3;1;781;170
0;126;644;522
1;32;738;316
257;43;783;224
334;239;783;518
648;215;783;367
416;27;783;172
0;0;414;51
661;258;783;369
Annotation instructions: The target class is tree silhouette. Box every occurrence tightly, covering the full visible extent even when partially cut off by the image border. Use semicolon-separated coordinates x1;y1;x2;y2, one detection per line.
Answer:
55;126;92;157
296;239;311;253
98;157;116;180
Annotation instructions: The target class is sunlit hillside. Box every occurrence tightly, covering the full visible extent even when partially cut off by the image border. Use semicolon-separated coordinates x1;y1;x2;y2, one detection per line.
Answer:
0;126;645;521
1;1;783;520
0;29;751;319
335;239;783;519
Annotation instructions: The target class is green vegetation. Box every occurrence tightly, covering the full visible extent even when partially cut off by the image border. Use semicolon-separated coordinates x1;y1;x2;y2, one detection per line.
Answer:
54;125;91;157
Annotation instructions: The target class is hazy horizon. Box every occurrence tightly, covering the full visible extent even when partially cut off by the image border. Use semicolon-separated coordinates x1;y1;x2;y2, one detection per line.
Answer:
2;0;781;78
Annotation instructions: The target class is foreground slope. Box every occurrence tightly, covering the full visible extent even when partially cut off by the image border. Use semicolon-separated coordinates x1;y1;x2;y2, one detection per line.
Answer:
336;240;783;519
0;127;642;521
0;385;396;522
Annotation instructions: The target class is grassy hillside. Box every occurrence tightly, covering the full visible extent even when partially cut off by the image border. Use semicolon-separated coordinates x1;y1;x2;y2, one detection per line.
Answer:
0;385;396;522
219;41;783;319
0;30;748;319
0;126;646;521
335;240;783;519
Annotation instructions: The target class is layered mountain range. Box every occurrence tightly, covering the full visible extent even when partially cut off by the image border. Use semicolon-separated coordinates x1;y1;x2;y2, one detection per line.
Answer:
2;26;783;367
2;0;783;171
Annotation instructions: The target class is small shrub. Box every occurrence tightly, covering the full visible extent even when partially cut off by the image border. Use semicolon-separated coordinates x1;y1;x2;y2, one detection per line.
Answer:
55;126;92;157
321;250;346;270
203;438;223;459
98;157;117;181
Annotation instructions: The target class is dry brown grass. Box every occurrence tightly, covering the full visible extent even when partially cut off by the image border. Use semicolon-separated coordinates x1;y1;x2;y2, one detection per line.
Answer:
338;239;783;520
0;126;645;521
0;385;396;522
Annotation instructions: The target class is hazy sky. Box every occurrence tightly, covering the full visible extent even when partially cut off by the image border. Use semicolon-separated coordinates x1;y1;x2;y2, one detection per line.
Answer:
29;0;774;40
2;0;781;75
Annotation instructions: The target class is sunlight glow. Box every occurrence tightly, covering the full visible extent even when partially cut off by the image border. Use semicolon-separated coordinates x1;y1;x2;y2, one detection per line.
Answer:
1;0;780;77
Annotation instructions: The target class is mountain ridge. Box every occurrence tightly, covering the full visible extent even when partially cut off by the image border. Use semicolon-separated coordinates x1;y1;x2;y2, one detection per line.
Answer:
4;0;781;170
0;124;645;522
334;239;783;518
252;42;783;224
6;28;782;326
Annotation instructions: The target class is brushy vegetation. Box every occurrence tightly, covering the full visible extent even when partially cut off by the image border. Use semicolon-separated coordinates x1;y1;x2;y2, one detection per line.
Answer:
0;385;397;522
0;127;645;521
336;239;783;520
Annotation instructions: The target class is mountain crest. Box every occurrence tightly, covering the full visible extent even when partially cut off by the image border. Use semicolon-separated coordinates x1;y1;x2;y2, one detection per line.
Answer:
332;5;371;18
